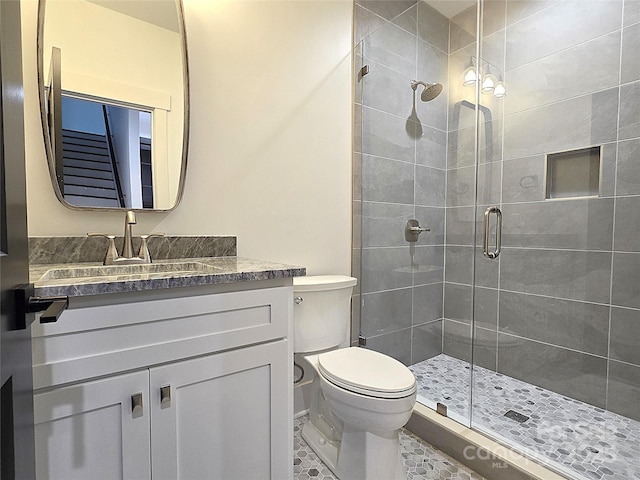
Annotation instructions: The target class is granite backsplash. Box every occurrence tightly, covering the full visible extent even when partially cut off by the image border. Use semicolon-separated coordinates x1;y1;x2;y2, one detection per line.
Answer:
29;236;237;265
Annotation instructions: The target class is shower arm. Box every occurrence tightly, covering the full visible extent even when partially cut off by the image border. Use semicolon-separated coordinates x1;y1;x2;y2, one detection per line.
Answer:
410;80;427;91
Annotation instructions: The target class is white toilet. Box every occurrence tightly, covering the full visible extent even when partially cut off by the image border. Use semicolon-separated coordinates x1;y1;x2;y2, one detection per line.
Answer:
294;275;417;480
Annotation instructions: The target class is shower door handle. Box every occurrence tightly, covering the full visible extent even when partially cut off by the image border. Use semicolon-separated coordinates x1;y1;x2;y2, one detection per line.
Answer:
483;206;502;259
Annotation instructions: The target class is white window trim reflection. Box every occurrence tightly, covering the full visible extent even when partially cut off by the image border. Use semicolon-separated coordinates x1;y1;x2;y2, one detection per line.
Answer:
57;71;172;208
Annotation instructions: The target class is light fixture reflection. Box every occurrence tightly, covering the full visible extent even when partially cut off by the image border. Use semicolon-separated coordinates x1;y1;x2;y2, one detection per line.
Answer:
481;73;496;93
462;57;506;99
463;66;477;86
493;81;506;98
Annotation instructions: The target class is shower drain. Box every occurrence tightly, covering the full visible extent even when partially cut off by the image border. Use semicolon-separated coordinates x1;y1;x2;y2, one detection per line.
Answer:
504;410;530;423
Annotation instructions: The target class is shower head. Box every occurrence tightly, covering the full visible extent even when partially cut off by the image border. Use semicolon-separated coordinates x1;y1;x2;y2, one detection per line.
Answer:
421;82;443;101
411;80;443;102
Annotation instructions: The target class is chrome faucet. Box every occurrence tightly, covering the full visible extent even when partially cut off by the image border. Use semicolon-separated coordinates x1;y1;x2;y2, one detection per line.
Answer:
122;210;136;259
88;211;164;265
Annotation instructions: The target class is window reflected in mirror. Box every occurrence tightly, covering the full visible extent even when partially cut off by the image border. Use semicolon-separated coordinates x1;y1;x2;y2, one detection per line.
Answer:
60;95;154;209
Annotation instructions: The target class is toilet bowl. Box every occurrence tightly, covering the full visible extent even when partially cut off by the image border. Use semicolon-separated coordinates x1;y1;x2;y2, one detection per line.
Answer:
294;276;417;480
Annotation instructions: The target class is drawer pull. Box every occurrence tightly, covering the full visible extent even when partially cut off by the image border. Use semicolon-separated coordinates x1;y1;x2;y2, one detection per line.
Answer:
131;392;143;414
160;385;171;405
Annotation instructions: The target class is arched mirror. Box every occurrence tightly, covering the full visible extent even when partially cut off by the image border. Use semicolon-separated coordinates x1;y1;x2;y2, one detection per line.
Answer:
37;0;189;211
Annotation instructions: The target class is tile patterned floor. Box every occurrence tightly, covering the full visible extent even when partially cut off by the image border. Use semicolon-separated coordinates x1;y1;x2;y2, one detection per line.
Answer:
294;415;485;480
410;354;640;480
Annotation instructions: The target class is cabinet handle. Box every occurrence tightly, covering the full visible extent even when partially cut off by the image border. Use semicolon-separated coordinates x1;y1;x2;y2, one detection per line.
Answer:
131;392;143;414
160;385;171;405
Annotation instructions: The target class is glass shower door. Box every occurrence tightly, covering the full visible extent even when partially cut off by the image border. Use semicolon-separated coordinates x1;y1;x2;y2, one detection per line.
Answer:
354;0;475;428
469;0;640;478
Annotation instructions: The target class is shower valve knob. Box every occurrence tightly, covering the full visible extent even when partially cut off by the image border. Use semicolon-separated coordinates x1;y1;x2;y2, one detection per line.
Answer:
405;219;430;243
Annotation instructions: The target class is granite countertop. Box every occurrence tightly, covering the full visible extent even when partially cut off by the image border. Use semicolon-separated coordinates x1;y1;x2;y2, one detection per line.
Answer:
30;257;306;297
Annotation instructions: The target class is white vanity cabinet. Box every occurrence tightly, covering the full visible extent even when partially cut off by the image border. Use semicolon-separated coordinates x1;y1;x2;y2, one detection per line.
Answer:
31;283;293;480
34;370;151;479
150;340;289;479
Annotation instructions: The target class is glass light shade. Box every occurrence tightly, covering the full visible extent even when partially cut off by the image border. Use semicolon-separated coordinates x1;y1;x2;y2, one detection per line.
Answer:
494;81;506;98
482;74;496;93
463;66;477;86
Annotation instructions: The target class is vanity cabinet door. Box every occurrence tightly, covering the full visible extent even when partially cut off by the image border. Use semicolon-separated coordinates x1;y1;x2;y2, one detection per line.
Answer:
33;371;151;480
150;340;291;480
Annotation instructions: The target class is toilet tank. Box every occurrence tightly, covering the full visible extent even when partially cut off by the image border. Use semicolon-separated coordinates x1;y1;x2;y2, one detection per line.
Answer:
293;275;357;353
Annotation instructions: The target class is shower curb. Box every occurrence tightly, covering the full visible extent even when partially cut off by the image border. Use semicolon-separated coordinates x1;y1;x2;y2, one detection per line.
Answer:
405;403;569;480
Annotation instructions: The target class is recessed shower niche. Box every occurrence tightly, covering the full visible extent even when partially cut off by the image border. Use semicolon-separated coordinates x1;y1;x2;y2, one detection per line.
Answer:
545;146;601;199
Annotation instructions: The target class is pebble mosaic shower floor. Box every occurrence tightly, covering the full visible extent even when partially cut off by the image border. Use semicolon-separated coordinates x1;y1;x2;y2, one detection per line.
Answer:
294;415;485;480
410;354;640;480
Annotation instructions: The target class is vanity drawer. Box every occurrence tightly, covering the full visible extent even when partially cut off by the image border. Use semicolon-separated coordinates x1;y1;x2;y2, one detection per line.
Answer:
32;286;292;390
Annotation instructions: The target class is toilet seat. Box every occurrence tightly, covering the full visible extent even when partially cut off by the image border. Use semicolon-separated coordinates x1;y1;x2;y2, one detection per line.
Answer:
318;347;416;399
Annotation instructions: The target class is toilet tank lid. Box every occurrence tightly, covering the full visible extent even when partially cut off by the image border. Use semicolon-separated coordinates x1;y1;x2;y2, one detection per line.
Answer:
293;275;357;292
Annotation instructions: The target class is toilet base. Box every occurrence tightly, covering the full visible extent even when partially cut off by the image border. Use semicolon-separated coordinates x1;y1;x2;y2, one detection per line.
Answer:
337;425;406;480
301;420;339;474
302;419;406;480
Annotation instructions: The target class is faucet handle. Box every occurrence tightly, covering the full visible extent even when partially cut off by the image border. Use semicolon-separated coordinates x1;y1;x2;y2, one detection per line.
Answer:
88;233;119;265
138;233;165;263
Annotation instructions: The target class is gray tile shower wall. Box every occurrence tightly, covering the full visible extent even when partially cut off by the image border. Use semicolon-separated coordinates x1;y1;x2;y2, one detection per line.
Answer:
354;0;640;423
608;360;640;421
504;1;623;71
497;334;609;409
616;138;640;195
498;292;610;357
620;81;640;140
504;30;622;116
354;0;447;364
502;89;619;160
622;22;640;83
625;0;640;26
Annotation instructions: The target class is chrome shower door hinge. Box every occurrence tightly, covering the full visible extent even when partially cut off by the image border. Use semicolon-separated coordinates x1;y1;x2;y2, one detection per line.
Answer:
358;336;367;346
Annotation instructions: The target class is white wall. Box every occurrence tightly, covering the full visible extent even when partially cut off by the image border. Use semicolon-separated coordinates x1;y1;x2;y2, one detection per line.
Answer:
21;0;353;275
